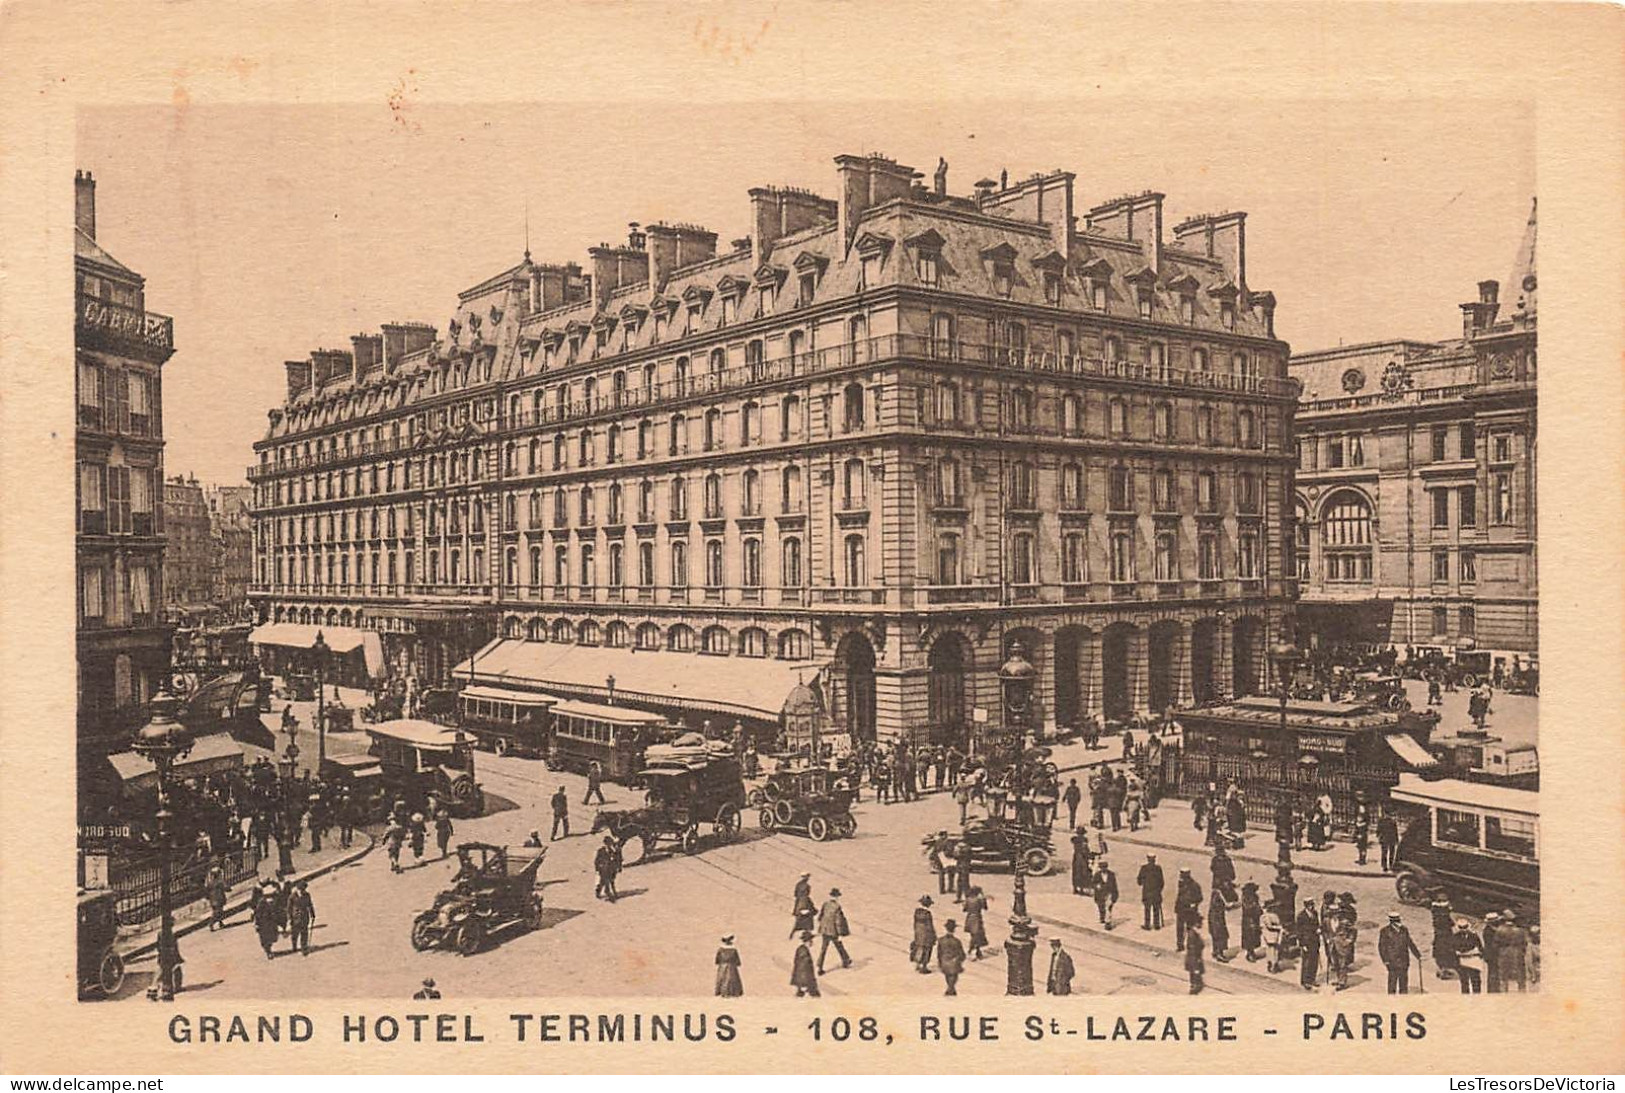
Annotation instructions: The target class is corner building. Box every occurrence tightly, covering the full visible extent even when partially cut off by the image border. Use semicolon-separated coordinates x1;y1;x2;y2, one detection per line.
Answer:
249;153;1297;746
1289;203;1537;660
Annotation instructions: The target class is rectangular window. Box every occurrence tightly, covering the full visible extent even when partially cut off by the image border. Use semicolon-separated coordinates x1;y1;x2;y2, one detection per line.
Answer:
1436;807;1480;849
917;252;939;287
1460;605;1476;638
1493;434;1511;463
81;566;104;619
1432;549;1450;582
1348;434;1364;466
107;466;131;534
1493;473;1513;523
1484;815;1536;859
798;274;816;306
1431;426;1448;462
79;462;106;533
1461;549;1476;583
1460;485;1477;528
129;566;152;619
1460;422;1476;461
1432;489;1449;529
1432;605;1449;637
1109;530;1134;583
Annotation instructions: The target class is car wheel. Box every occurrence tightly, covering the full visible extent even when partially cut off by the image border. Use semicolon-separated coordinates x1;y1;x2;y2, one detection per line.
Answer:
807;815;830;842
1394;871;1427;904
543;754;560;771
681;826;702;855
759;808;777;831
1023;847;1052;875
620;832;648;865
747;788;766;807
1461;672;1479;688
715;803;741;837
773;799;796;826
494;736;510;757
454;921;484;956
410;915;438;952
838;813;857;838
98;950;125;996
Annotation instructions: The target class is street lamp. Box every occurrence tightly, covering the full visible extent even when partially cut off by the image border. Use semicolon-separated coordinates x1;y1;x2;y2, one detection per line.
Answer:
999;640;1037;755
1005;861;1036;996
130;692;193;1002
1271;641;1300;732
312;628;329;770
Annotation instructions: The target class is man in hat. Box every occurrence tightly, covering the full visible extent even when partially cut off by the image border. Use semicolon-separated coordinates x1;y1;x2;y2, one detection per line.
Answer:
816;888;851;973
928;830;953;896
287;879;316;956
1452;919;1485;994
1062;778;1082;830
1377;810;1400;872
523;829;544;848
791;931;820;997
937;919;967;996
583;760;607;806
1136;853;1165;931
550;785;570;841
1495;911;1528;992
1378;911;1423;993
434;809;454;860
1352;801;1372;866
1296;900;1322;990
954;840;974;904
1091;858;1119;929
594;835;621;901
1045;937;1076;996
1174;868;1204;951
413;977;441;1000
791;872;816;938
911;896;937;973
1070;831;1092;897
1429;890;1458;979
1482;912;1504;992
252;878;282;958
715;935;743;997
1185;921;1207;995
1211;844;1237;895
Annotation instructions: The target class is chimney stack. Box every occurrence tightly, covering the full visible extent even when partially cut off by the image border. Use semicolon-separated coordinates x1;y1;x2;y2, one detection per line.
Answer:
645;223;718;295
75;170;97;240
835;153;917;254
1171;211;1248;297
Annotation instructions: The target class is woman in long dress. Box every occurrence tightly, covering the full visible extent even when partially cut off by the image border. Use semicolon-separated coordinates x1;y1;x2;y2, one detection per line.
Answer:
963;887;991;959
714;935;743;997
1208;885;1237;962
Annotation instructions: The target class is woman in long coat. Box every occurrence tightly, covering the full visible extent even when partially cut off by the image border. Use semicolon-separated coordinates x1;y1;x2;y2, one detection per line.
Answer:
963;887;991;958
714;936;743;997
1239;882;1264;961
790;932;820;998
791;874;816;938
1070;833;1091;896
1207;885;1236;962
252;886;281;958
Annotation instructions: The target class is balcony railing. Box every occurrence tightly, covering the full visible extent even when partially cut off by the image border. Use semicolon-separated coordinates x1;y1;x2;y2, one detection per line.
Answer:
77;295;174;355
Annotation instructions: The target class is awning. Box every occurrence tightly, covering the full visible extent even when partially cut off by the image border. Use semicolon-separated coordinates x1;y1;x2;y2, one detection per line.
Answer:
108;733;244;793
249;623;384;678
1384;733;1440;769
460;684;558;707
452;639;823;722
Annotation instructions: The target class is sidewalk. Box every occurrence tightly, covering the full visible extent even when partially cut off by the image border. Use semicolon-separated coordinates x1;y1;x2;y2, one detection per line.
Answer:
119;832;375;959
1064;811;1388;879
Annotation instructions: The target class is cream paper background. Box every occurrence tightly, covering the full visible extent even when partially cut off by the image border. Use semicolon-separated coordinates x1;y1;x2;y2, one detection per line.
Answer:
0;0;1620;1074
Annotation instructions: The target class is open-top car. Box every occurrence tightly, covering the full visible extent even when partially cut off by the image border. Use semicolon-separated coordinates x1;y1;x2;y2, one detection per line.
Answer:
753;766;857;841
410;842;547;955
928;816;1056;875
591;735;746;862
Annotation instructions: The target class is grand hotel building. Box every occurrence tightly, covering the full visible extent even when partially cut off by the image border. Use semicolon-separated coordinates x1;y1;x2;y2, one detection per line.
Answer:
248;153;1297;746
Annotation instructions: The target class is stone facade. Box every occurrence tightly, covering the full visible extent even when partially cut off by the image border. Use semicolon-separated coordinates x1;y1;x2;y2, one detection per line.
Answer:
250;154;1297;745
1289;202;1537;659
163;474;214;609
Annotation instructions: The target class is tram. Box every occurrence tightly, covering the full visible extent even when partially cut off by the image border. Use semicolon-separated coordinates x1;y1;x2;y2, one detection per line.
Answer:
544;698;680;781
1388;773;1539;921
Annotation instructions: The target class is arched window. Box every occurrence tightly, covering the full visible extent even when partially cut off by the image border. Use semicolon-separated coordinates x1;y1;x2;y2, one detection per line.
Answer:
1293;498;1310;581
781;465;803;513
843;382;865;430
527;617;546;642
1061;393;1082;436
552;618;575;643
636;622;661;650
704;473;723;518
554;544;569;587
701;625;731;655
705;539;724;586
553;433;567;470
553;488;568;527
739;627;768;657
670;476;688;520
607;424;622;463
638;480;655;522
843;458;866;509
704;408;723;451
1322;490;1374;583
708;348;726;383
778;629;810;660
528;438;541;473
578;542;596;588
608;483;623;525
530;545;543;585
741;402;759;445
667;624;695;652
638;418;653;459
669;413;686;456
578;428;595;465
742;469;761;515
670;540;689;586
608;542;624;587
638;541;655;586
505;547;519;586
612;370;628;407
781;537;802;586
674;356;690;396
583;376;599;410
780;394;801;440
843;533;866;586
742;538;761;586
578;620;601;646
606;621;630;648
579;487;596;526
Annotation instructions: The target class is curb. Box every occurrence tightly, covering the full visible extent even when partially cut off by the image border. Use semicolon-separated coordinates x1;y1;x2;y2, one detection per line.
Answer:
121;833;376;961
1028;911;1301;995
1086;830;1383;879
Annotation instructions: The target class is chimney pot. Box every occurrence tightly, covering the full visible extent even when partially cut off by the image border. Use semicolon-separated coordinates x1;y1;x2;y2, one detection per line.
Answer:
74;169;97;240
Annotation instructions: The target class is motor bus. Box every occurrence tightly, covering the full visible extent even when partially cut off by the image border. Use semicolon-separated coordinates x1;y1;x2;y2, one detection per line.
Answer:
1388;772;1539;921
456;685;558;757
544;698;680;781
366;719;485;818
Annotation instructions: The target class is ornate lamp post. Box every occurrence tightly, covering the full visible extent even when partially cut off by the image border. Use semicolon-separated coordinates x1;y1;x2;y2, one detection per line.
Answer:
999;640;1037;756
1005;861;1036;995
312;628;329;770
131;692;194;1002
1270;640;1301;734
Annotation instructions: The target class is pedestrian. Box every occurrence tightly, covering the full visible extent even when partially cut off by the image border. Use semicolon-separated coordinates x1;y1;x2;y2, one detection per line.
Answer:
1211;845;1236;894
1191;785;1209;833
937;920;967;996
1296;900;1322;991
1091;858;1119;929
1453;919;1484;994
928;830;952;896
384;820;405;873
911;896;937;973
715;934;744;997
816;888;852;973
791;931;820;998
252;885;281;958
1329;916;1355;992
306;796;325;853
337;794;355;849
1378;911;1423;994
953;781;971;826
287;880;315;956
1174;868;1203;952
1483;912;1504;992
408;811;427;863
1185;923;1207;995
1352;801;1372;865
413;977;441;1001
1239;882;1264;961
1106;769;1125;832
1261;901;1284;973
205;860;228;931
790;872;815;938
594;836;621;901
1377;810;1400;872
1208;884;1236;961
550;785;570;840
1495;911;1528;992
1124;775;1145;832
1070;831;1092;896
954;840;973;904
963;886;990;959
584;761;607;805
1062;778;1081;830
434;810;454;860
1429;891;1458;980
1045;937;1076;996
523;829;544;848
1136;853;1164;931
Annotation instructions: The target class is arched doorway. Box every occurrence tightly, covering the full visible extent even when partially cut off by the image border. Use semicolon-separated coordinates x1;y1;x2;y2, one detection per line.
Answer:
927;632;970;746
1101;623;1134;722
1191;619;1218;704
1232;616;1262;697
1148;621;1181;713
1053;626;1089;729
834;632;877;745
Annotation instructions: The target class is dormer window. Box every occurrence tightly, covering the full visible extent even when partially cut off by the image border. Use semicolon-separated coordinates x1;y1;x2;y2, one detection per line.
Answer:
1031;250;1066;307
918;251;940;287
994;267;1014;299
1043;272;1061;305
793;251;828;307
798;273;816;306
1078;256;1112;312
721;295;737;325
1180;297;1196;324
1208;280;1240;330
854;233;894;293
979;241;1018;300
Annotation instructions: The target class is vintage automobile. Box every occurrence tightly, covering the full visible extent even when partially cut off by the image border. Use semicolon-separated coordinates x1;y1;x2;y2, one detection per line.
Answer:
366;719;486;818
283;672;318;702
592;736;746;862
1388;773;1539;922
928;816;1056;875
753;766;857;841
318;752;390;821
1348;672;1410;711
77;889;125;1000
410;842;547;955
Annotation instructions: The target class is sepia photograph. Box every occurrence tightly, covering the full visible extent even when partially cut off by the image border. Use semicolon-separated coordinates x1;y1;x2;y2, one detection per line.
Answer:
2;0;1622;1079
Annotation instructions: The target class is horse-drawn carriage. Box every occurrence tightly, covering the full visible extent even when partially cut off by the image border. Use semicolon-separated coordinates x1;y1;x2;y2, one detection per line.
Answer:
591;736;746;863
751;766;857;841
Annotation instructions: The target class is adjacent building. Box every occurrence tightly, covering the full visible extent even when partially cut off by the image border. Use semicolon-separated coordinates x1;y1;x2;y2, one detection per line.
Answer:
207;484;255;611
163;474;215;612
1289;202;1537;660
75;170;174;749
249;152;1298;746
